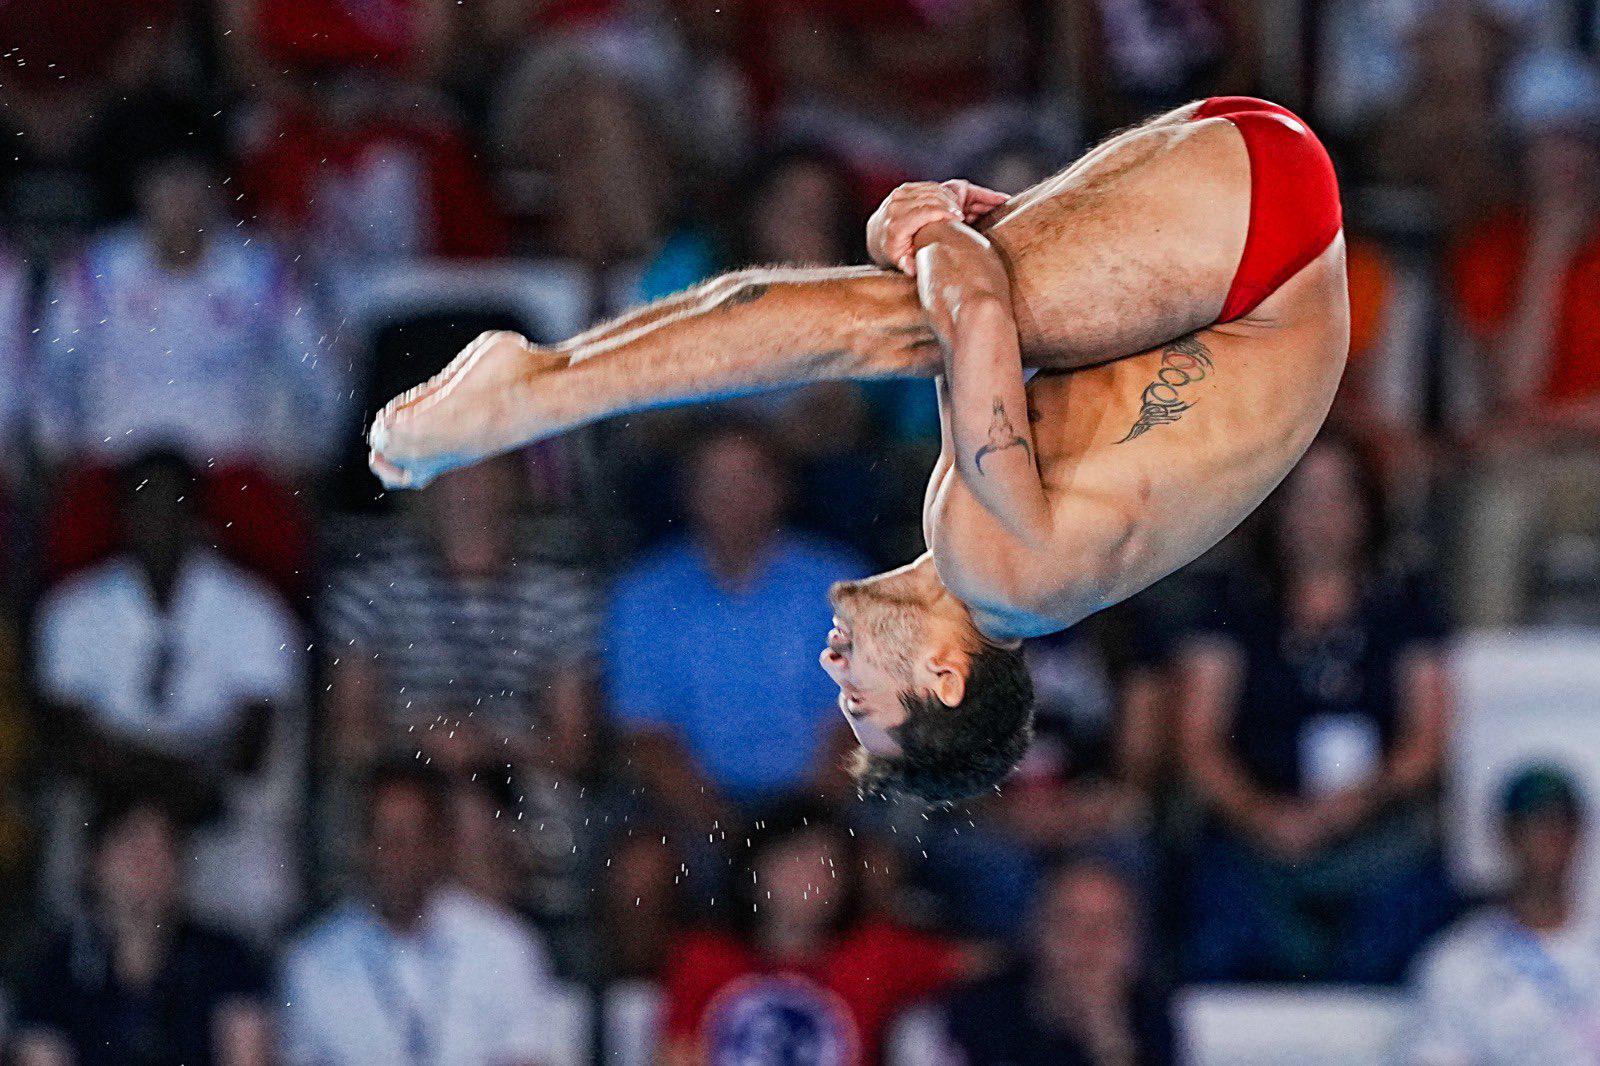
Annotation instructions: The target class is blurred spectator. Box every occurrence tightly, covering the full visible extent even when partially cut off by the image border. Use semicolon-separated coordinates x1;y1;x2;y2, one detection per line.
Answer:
1177;432;1455;983
759;0;1028;175
449;768;532;918
219;0;456;87
720;145;910;561
282;760;560;1066
240;75;504;270
483;3;751;176
323;456;600;774
603;420;866;823
0;0;182;239
33;450;305;935
11;788;273;1066
592;825;687;984
1326;1;1516;225
1324;232;1437;500
1060;0;1261;137
496;45;678;281
36;150;341;477
1405;764;1600;1065
659;804;980;1065
727;143;864;269
1452;48;1600;626
937;857;1174;1066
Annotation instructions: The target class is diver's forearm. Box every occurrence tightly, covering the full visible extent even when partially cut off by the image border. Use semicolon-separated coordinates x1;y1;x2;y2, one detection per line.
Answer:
915;224;1051;543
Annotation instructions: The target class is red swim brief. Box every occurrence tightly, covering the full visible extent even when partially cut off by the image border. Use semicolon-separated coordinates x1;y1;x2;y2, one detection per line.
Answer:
1190;96;1342;324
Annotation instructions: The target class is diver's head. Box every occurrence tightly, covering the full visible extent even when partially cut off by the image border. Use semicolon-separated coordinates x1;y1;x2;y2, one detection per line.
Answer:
821;559;1034;804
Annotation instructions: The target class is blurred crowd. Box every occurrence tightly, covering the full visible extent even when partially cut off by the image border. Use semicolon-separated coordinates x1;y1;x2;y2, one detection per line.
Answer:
0;0;1599;1063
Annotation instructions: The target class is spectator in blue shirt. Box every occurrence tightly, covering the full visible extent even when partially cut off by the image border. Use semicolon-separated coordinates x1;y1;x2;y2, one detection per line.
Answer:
604;417;866;824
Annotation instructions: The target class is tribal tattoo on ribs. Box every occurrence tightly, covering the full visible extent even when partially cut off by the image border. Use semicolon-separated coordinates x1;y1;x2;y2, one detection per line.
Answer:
1117;336;1214;443
974;398;1033;473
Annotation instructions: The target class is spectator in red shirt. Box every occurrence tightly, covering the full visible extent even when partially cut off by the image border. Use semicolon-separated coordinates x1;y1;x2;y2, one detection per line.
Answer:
239;74;505;268
660;803;986;1066
1452;48;1600;625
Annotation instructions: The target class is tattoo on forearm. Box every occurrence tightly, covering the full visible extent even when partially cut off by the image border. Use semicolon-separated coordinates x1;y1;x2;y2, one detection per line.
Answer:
1117;336;1214;443
974;398;1033;473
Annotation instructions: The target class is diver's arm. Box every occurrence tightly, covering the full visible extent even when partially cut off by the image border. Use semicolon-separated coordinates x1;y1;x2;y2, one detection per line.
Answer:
914;221;1146;633
913;221;1052;546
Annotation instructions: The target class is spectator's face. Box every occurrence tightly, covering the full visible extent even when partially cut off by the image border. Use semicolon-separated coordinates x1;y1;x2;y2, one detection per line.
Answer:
450;782;519;909
137;158;217;247
754;828;846;934
1276;442;1367;572
1034;866;1140;994
92;807;181;921
823;564;975;757
751;161;849;266
603;833;681;980
685;435;785;549
366;785;446;924
1507;812;1582;887
423;460;516;577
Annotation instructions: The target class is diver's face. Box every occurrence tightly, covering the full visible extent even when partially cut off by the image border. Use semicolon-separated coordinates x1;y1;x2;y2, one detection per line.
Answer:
821;567;943;757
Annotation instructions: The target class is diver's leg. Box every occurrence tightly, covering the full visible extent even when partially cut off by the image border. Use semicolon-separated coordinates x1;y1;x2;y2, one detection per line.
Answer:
371;104;1260;486
369;265;940;486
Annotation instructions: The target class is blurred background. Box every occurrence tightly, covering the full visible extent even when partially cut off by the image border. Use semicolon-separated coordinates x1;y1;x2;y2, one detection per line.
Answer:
0;0;1598;1063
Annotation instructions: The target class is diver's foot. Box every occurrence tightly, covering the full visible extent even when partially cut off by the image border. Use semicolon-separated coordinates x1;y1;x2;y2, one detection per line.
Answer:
367;330;570;489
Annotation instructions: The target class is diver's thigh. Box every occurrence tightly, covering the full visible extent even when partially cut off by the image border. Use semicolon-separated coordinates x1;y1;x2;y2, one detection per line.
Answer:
989;116;1251;371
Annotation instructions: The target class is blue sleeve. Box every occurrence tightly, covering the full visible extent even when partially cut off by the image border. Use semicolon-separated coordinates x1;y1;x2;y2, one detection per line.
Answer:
602;573;678;731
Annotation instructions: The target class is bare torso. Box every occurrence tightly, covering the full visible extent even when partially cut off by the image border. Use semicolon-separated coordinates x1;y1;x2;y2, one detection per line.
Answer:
924;118;1350;639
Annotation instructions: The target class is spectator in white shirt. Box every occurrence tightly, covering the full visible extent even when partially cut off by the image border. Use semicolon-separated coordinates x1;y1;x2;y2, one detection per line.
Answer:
34;449;305;935
1406;764;1600;1065
35;149;343;477
282;760;561;1066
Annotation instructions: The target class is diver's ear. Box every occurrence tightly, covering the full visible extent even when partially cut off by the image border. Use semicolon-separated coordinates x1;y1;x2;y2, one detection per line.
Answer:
924;649;967;708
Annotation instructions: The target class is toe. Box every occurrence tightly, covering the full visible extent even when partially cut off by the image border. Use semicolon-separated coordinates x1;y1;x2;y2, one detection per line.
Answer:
368;449;413;490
